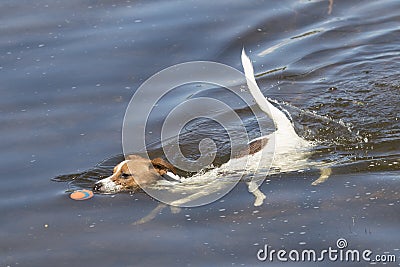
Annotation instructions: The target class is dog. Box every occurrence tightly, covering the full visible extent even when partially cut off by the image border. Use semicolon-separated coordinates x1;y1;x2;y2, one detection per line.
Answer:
93;138;270;205
93;50;331;208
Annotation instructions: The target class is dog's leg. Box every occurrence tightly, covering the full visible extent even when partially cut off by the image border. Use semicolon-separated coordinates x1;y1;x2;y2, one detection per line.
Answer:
132;202;167;225
169;190;210;207
246;181;266;207
170;206;181;214
131;202;181;225
311;167;332;186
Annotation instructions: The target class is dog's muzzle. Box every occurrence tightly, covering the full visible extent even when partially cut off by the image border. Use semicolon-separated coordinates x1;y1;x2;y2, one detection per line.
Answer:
92;182;103;192
92;177;122;193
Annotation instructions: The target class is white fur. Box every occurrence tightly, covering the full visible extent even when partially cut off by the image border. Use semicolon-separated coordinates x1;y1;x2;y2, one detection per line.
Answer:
97;177;122;193
165;171;182;181
241;49;311;151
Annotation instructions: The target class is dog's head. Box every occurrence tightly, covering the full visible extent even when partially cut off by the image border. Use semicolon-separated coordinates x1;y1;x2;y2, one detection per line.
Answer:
93;155;176;193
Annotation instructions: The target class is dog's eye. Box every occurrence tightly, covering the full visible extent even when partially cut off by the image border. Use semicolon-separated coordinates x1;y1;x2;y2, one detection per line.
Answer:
121;173;131;178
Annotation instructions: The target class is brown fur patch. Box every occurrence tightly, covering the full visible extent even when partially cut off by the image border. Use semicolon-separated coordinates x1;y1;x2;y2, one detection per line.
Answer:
249;137;269;154
151;158;176;175
233;137;269;158
109;161;139;190
112;174;140;191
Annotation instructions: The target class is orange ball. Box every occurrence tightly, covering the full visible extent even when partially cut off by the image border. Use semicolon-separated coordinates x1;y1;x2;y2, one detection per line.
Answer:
70;189;94;200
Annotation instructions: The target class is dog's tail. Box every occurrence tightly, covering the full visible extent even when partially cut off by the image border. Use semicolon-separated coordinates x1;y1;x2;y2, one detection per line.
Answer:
241;49;308;143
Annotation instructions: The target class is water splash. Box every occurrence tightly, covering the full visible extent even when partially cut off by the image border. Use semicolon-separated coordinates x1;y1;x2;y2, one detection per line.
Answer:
271;98;365;145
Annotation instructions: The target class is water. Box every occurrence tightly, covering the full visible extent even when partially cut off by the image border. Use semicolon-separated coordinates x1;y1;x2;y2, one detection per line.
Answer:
1;0;399;266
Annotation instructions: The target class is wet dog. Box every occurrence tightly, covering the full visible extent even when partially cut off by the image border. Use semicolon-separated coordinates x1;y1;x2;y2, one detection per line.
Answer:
93;138;270;206
93;50;331;208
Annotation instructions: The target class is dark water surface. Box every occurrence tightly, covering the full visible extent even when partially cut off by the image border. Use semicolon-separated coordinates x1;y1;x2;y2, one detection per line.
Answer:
1;0;399;266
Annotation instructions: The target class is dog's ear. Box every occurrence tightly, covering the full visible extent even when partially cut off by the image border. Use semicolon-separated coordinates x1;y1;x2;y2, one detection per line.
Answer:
151;158;176;175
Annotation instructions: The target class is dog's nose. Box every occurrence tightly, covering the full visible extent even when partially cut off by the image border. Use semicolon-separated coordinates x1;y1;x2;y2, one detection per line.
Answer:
93;182;103;192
